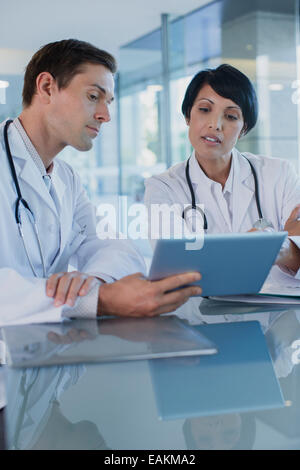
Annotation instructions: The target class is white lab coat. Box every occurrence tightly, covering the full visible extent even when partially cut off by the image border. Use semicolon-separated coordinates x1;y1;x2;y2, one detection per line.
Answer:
0;120;146;326
144;148;300;284
6;364;85;449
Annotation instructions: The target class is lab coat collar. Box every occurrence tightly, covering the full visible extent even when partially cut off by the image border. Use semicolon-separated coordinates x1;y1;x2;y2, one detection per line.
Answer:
49;161;67;211
5;120;65;218
188;147;257;232
189;149;235;194
233;148;253;183
223;155;234;195
189;151;214;190
231;148;256;232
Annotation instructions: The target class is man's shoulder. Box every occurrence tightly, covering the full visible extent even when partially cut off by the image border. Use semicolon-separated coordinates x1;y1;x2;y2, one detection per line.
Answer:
0;119;11;148
0;119;7;131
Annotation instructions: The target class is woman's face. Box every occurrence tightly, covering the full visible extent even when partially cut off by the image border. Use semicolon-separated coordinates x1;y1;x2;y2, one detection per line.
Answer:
187;84;245;162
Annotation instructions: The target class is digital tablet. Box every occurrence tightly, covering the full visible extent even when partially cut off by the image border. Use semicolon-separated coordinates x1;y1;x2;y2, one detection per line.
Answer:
150;321;284;420
2;316;217;368
148;232;287;297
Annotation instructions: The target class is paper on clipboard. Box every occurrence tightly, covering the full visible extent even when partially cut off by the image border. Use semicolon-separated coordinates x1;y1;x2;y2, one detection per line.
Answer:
210;295;300;305
259;284;300;298
210;283;300;305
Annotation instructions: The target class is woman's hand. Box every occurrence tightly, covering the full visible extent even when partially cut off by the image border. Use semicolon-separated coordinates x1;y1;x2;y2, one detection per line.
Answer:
47;328;94;344
284;205;300;236
275;205;300;273
46;271;99;307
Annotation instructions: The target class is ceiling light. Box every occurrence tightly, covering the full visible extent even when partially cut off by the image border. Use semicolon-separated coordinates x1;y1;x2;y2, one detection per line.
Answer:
147;85;163;93
0;80;9;89
269;84;283;91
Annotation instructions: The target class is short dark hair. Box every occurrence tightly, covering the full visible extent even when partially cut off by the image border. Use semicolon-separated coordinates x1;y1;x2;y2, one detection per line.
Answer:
182;414;256;450
182;64;258;135
22;39;117;108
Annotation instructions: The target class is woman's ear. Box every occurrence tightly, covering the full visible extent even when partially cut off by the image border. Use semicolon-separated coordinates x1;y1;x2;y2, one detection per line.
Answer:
239;126;246;139
185;116;190;126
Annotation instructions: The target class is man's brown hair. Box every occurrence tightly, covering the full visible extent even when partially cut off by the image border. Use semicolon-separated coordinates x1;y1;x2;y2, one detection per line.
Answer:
22;39;117;107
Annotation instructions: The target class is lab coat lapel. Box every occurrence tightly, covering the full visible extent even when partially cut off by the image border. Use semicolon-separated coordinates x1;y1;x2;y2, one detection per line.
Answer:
232;149;254;232
50;165;69;257
189;151;213;204
8;124;58;216
17;159;58;215
50;165;66;215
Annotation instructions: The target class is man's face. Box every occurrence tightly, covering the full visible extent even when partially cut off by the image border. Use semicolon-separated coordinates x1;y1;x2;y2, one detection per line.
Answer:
48;63;114;152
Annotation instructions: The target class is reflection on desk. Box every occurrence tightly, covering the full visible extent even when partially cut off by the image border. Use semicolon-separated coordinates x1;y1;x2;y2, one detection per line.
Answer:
2;299;300;450
149;321;284;420
2;316;216;368
5;365;109;450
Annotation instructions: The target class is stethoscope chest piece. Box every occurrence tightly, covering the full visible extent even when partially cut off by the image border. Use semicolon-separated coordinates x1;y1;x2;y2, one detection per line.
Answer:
253;218;274;231
182;204;207;232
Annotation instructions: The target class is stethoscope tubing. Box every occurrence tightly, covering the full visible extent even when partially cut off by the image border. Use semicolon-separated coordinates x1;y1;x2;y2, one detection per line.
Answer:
183;153;265;230
3;120;46;277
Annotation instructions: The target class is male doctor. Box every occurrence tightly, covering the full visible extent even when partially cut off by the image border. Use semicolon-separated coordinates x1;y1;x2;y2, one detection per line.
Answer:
0;39;202;327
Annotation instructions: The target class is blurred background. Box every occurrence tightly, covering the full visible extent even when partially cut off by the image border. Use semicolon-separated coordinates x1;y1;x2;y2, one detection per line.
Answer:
1;0;300;258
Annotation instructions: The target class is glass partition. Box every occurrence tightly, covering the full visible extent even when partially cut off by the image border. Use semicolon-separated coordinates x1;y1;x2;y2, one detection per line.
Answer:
221;0;298;168
118;29;165;201
118;0;300;198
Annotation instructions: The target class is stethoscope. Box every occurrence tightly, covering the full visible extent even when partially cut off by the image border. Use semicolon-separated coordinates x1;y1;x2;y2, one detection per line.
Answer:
4;119;46;277
182;154;273;231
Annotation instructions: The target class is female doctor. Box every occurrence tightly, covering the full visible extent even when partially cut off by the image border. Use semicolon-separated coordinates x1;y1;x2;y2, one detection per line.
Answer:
144;64;300;281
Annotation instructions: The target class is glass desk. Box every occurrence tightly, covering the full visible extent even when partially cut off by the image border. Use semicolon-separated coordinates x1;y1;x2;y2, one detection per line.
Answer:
2;297;300;450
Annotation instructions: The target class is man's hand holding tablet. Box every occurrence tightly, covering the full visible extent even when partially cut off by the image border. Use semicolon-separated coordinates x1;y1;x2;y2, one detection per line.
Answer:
97;272;202;317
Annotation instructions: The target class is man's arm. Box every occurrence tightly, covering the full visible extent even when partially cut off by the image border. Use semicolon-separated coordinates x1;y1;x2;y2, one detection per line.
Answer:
46;271;100;307
0;268;67;326
96;272;202;318
45;271;202;320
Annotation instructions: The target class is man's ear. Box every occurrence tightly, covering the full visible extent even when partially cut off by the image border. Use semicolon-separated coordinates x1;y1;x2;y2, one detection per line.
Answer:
185;116;190;126
35;72;56;104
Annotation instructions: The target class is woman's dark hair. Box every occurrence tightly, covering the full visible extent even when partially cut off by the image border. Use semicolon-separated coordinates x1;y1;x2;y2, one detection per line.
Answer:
22;39;117;108
182;413;256;450
182;64;258;135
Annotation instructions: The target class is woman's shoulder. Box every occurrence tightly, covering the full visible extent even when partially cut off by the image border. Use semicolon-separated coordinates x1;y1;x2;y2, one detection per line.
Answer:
237;150;295;173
